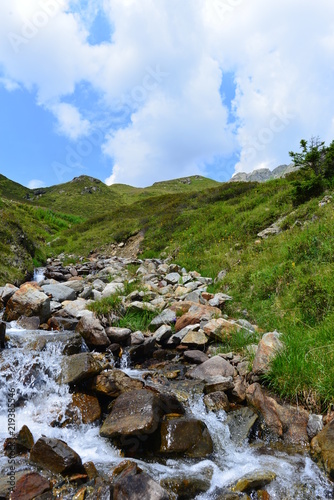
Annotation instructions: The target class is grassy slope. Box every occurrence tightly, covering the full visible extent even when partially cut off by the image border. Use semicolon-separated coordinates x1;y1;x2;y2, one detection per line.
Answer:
0;197;84;284
49;177;334;410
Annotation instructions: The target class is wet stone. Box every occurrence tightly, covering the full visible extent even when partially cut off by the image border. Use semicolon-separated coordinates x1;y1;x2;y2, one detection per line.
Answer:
160;417;213;457
30;436;83;475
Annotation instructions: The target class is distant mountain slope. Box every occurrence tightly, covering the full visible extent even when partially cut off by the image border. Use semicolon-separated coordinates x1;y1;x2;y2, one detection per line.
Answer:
0;174;31;200
230;163;299;183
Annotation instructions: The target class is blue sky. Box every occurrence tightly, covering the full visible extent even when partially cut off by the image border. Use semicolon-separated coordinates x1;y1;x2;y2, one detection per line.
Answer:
0;0;334;188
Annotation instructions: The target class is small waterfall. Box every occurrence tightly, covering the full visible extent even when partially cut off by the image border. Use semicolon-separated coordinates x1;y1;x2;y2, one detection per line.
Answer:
32;267;46;283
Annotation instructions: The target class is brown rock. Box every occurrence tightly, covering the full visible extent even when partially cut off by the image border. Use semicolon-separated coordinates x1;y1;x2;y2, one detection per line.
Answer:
70;392;101;424
174;303;221;332
183;350;209;364
204;391;230;412
160;417;213;457
203;318;241;340
30;436;82;474
311;419;334;479
4;283;51;323
246;383;309;445
11;472;51;500
91;369;144;398
17;316;40;330
229;376;248;403
100;389;163;438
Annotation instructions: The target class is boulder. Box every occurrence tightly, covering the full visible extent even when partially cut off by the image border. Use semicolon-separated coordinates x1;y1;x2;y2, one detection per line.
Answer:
76;315;110;350
226;407;259;444
60;353;103;385
112;463;169;500
129;337;156;362
168;324;201;346
4;283;51;323
181;329;208;348
69;392;101;424
311;419;334;479
160;417;213;457
307;414;323;439
208;293;232;308
204;391;230;412
106;327;132;345
204;376;234;394
0;283;18;304
10;472;51;500
101;282;125;298
30;436;82;474
187;356;234;381
183;350;209;364
175;304;221;332
165;272;181;285
149;309;177;331
232;471;277;493
41;284;76;302
153;325;173;344
100;389;163;438
246;383;309;445
16;316;40;330
203;318;241;340
252;331;283;375
62;298;89;318
91;369;144;398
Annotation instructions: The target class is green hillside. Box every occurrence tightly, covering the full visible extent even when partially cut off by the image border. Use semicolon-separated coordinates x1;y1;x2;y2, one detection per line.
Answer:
0;198;83;284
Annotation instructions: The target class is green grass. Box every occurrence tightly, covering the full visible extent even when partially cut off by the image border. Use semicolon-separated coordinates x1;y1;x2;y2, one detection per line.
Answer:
116;309;156;332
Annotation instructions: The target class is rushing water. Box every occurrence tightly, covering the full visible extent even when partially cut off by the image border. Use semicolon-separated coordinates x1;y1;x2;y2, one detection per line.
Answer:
32;267;46;283
0;325;333;499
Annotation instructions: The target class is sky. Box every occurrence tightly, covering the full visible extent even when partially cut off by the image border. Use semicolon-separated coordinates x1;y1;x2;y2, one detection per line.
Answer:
0;0;334;189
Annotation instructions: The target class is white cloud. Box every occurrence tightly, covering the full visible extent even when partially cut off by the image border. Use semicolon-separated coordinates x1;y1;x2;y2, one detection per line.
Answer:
50;102;91;140
27;179;46;189
0;0;334;184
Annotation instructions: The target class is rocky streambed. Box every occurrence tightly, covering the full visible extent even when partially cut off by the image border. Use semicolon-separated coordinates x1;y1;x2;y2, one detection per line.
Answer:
0;255;333;499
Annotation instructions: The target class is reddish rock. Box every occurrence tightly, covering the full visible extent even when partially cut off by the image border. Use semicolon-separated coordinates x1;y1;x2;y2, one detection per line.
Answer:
4;283;50;323
174;303;221;332
70;392;101;424
246;383;309;445
311;419;334;479
11;472;51;500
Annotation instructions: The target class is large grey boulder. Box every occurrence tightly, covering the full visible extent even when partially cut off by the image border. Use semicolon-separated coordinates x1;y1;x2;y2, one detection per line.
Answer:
187;356;234;381
41;284;76;302
60;353;104;385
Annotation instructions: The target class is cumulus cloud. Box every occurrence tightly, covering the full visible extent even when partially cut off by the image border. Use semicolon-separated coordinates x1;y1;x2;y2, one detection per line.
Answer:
27;179;46;189
0;0;334;185
51;102;91;140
